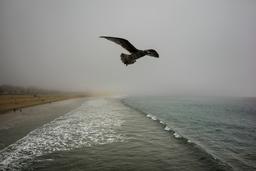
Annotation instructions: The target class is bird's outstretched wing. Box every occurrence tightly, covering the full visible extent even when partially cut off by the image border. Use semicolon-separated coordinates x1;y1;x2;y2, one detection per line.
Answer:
100;36;138;53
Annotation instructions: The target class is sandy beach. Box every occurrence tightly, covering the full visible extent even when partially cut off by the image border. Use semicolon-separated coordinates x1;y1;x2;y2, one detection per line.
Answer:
0;95;85;114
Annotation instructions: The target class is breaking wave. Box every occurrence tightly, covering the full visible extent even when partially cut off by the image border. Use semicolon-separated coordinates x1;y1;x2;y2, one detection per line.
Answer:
0;99;125;170
121;99;233;170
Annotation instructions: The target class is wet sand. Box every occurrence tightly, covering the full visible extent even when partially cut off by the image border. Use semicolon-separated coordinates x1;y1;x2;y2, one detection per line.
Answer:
0;98;86;150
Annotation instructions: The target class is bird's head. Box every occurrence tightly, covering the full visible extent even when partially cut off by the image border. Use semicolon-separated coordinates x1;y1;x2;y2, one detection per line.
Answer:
144;49;159;58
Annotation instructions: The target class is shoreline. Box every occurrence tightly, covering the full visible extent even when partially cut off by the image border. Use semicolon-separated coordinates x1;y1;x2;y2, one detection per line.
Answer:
0;97;86;150
0;94;86;114
0;97;233;171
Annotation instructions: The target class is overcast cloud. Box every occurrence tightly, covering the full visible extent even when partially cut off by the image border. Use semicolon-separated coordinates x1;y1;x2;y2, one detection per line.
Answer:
1;0;256;96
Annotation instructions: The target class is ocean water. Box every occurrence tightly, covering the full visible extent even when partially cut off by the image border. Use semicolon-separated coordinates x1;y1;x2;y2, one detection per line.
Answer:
0;97;254;170
0;99;125;170
123;96;256;171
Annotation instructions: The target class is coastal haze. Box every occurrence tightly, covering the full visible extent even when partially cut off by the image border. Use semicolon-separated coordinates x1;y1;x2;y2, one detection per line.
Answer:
1;0;256;96
1;1;256;171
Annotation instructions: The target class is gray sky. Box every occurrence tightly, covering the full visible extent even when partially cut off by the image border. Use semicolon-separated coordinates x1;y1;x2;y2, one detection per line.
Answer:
1;0;256;96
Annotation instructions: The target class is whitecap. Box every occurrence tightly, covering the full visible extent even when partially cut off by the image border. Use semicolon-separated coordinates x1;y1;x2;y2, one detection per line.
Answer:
173;132;181;138
159;120;165;124
151;116;157;120
146;114;152;118
146;113;157;121
164;126;171;131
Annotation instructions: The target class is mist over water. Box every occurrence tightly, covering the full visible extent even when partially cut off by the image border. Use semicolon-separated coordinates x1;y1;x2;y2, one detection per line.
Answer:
1;1;256;170
1;0;256;96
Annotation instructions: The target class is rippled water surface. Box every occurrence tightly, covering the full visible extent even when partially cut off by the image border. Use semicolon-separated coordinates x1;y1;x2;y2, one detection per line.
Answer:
0;98;234;170
124;96;256;171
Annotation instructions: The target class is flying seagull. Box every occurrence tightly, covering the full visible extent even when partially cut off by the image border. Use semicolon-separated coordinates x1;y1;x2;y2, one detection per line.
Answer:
100;36;159;66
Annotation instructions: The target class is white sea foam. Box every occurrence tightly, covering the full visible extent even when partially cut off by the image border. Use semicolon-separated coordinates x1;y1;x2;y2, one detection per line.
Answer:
146;113;157;121
146;114;151;118
173;132;181;138
151;116;157;120
0;98;125;171
164;126;171;131
160;120;165;124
